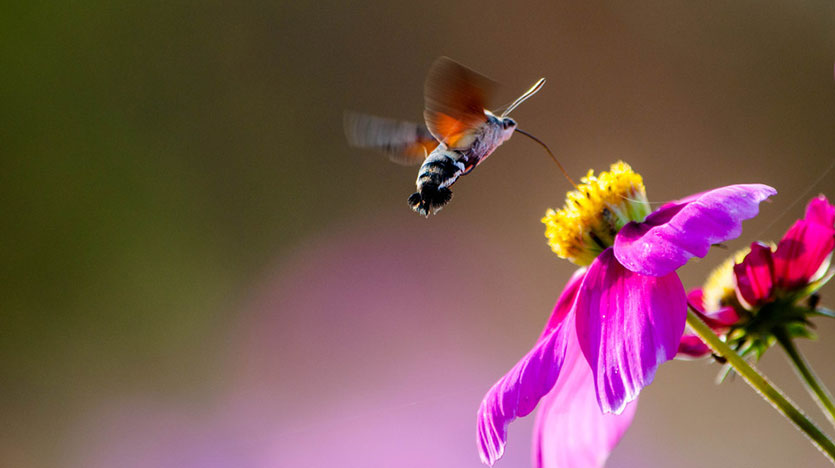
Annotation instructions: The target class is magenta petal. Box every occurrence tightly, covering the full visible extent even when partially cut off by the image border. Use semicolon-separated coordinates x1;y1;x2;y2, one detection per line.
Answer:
805;195;835;228
686;289;739;328
532;331;637;468
538;269;588;342
773;219;835;290
575;249;687;414
706;306;741;328
686;288;707;314
614;184;776;277
477;271;585;466
677;333;710;358
734;242;775;306
679;291;711;358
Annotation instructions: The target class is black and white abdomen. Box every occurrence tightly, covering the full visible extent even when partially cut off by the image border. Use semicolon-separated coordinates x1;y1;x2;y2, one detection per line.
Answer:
408;148;469;217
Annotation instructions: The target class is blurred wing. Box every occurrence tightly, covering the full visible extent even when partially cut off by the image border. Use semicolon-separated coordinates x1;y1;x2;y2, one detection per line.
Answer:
423;57;495;149
344;111;439;166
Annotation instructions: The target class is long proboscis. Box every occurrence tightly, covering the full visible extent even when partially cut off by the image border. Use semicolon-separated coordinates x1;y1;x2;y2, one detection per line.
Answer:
514;128;577;189
501;78;546;118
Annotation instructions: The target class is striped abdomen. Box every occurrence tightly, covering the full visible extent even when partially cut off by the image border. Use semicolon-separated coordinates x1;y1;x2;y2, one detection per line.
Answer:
408;148;470;217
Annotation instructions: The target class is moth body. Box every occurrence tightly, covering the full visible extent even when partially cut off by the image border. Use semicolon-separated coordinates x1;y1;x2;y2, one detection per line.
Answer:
409;112;517;216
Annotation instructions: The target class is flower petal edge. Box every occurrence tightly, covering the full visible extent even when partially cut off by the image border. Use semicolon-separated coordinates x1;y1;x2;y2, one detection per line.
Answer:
614;184;776;277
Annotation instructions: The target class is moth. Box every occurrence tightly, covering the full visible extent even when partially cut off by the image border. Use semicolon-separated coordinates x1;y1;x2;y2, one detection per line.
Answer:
346;57;561;217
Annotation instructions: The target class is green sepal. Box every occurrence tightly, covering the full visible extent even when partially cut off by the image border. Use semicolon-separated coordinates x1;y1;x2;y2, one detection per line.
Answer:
786;322;817;341
794;269;835;299
812;306;835;319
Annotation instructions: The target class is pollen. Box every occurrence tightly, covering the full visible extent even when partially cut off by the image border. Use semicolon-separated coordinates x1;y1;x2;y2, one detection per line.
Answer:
542;161;650;266
702;248;751;312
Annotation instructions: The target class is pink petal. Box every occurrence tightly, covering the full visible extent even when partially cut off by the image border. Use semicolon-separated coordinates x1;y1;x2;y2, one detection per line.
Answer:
677;333;710;358
686;288;707;314
805;195;835;228
614;184;776;277
575;248;687;414
538;269;588;342
477;270;586;466
734;242;775;306
686;288;739;329
532;331;637;468
677;290;712;358
773;219;835;290
706;306;741;328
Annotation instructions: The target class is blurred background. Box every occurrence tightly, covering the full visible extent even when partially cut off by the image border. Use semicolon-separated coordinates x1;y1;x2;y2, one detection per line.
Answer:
2;1;835;467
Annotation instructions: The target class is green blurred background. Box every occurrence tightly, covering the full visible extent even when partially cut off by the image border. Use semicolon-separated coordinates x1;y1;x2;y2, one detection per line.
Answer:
2;1;835;467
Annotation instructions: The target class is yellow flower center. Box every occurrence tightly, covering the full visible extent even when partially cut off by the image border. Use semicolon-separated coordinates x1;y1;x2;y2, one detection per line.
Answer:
542;161;650;266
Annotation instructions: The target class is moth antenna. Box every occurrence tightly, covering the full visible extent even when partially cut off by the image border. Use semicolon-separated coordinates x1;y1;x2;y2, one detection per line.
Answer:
501;78;546;118
514;128;577;189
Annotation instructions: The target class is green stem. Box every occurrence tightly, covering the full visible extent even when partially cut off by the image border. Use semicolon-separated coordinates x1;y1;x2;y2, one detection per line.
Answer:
686;308;835;463
775;328;835;430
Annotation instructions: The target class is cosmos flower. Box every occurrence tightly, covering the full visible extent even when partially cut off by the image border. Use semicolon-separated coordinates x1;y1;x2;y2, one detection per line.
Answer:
736;195;835;304
684;195;835;360
477;162;775;466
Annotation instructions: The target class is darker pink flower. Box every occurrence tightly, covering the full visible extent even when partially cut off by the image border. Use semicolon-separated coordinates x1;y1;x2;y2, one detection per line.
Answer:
736;195;835;302
682;195;835;361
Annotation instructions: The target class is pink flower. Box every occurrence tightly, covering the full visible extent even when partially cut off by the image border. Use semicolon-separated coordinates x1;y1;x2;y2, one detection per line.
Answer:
683;195;835;360
736;195;835;304
477;162;775;466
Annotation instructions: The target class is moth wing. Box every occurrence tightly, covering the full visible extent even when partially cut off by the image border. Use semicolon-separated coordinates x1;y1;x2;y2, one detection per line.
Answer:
423;57;496;149
344;111;439;166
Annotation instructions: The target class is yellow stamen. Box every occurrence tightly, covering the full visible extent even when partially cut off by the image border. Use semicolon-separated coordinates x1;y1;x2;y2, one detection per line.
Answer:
702;248;751;313
542;161;650;266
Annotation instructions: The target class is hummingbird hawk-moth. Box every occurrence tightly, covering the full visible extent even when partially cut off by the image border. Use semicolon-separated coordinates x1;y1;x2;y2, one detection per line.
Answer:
345;57;553;217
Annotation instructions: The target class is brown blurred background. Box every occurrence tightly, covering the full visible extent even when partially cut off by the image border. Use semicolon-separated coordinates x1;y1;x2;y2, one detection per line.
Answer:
2;1;835;467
